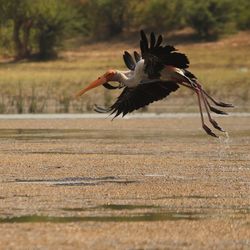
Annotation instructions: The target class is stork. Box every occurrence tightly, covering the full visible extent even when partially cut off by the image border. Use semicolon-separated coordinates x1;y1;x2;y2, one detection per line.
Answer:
76;30;233;137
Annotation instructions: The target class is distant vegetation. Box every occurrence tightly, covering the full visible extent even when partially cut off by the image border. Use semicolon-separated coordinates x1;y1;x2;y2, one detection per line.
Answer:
0;0;249;114
0;0;249;60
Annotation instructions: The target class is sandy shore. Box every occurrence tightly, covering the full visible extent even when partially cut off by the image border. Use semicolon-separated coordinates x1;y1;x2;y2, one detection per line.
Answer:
0;115;249;249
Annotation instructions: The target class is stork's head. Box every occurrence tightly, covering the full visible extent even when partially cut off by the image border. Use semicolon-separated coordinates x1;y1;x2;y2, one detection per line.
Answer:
75;69;116;97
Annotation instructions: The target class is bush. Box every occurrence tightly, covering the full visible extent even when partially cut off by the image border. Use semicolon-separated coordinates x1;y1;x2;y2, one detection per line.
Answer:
134;0;186;32
34;0;83;59
187;0;236;39
83;0;128;39
235;0;250;30
1;0;249;58
0;0;85;60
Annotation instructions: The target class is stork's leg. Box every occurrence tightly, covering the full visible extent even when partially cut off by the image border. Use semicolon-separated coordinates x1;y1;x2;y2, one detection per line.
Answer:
204;100;228;115
177;82;219;137
181;81;225;132
202;89;234;108
192;81;225;132
142;78;218;136
199;89;225;132
195;88;218;137
178;82;228;115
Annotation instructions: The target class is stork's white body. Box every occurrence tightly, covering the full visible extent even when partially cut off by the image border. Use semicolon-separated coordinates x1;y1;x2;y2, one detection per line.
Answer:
116;59;187;88
116;59;146;87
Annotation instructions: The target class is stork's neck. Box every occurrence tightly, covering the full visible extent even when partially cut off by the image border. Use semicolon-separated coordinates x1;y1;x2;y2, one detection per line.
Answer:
116;60;146;88
117;71;129;82
116;71;137;87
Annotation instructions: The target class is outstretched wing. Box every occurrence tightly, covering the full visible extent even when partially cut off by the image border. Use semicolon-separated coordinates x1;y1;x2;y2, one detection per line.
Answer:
140;30;189;78
109;81;179;118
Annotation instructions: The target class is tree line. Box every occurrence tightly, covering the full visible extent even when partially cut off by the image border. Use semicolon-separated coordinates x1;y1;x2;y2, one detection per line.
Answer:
0;0;249;60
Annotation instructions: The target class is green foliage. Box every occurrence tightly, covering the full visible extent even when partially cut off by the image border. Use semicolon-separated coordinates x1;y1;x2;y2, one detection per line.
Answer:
0;21;13;55
82;0;128;39
0;0;33;58
138;0;186;31
0;0;85;59
0;0;250;58
186;0;237;39
235;0;250;30
0;0;31;20
33;0;84;59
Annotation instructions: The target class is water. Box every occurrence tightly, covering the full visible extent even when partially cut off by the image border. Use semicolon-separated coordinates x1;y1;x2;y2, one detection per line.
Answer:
1;203;249;223
218;131;231;168
14;176;138;186
0;212;205;223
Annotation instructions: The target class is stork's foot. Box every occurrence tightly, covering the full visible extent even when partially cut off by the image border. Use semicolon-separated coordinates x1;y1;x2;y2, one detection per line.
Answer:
203;125;218;138
210;106;228;115
210;119;225;132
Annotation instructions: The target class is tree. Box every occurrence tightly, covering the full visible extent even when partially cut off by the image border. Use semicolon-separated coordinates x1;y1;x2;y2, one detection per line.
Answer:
34;0;84;59
0;0;84;60
0;0;33;59
83;0;128;39
137;0;186;32
187;0;236;39
235;0;250;30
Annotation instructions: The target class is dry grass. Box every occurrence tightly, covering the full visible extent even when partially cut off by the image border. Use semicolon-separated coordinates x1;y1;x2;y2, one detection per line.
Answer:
0;31;249;113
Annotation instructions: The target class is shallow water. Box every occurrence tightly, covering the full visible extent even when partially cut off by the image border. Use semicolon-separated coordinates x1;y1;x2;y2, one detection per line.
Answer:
14;176;138;186
0;212;205;223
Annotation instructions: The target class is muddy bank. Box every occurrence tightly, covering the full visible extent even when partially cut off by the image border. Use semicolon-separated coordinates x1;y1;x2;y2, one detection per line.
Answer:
0;116;249;249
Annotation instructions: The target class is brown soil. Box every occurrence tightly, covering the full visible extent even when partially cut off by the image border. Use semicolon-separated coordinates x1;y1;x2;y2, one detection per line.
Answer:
0;116;249;249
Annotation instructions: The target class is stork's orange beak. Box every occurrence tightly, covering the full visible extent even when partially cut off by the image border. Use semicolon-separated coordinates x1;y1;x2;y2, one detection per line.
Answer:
75;70;116;98
75;76;107;98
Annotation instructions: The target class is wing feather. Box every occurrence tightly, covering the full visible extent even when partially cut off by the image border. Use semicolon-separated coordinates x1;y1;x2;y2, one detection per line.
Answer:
108;81;179;117
155;34;162;47
123;51;136;70
134;51;141;62
140;30;189;78
150;32;156;49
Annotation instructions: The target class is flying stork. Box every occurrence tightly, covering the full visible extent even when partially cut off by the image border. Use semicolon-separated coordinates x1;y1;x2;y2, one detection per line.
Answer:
76;30;233;137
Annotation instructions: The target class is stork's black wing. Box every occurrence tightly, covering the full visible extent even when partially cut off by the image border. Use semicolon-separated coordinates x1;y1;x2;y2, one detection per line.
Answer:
140;30;189;78
123;51;136;70
123;51;141;70
109;81;179;118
